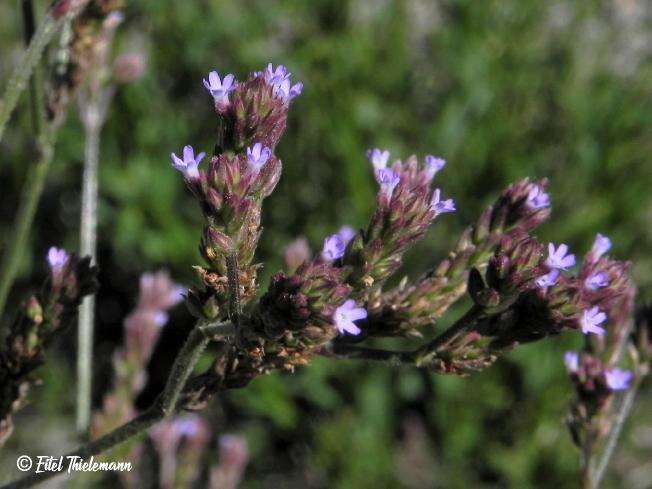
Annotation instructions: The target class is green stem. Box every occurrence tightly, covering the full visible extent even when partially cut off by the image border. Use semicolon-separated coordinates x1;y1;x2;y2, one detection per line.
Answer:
0;131;55;331
76;113;102;434
0;1;89;144
592;378;642;488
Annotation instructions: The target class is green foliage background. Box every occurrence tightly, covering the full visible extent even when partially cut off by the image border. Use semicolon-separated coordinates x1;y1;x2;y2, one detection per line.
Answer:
1;0;651;487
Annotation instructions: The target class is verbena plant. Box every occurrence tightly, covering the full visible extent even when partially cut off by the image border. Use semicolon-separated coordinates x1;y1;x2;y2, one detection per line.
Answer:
0;2;650;488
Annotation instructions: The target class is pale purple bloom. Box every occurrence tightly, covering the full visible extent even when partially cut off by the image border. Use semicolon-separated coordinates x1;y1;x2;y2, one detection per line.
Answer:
203;71;235;104
175;417;202;437
375;168;400;197
564;351;579;373
263;63;290;84
580;306;607;336
585;271;609;291
246;143;272;172
153;311;169;327
46;247;69;272
261;64;302;102
590;233;612;260
423;155;446;180
338;225;356;245
526;185;551;210
430;188;456;216
536;269;560;289
545;243;576;270
171;145;205;180
139;271;185;310
321;234;346;261
605;368;633;391
366;148;390;170
273;78;303;102
333;299;367;335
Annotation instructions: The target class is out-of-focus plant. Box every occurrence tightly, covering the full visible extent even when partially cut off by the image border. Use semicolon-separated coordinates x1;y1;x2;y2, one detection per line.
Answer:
1;59;647;489
0;248;98;445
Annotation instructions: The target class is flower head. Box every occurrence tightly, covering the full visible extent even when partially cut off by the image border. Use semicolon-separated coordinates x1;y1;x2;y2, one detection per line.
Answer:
589;233;612;261
47;247;69;273
333;299;367;335
423;155;446;180
366;148;390;170
321;234;346;261
545;243;576;270
430;188;456;216
585;271;609;291
375;168;400;197
526;184;551;210
246;143;272;172
536;269;560;289
203;71;236;105
171;145;205;180
564;351;579;373
580;306;607;336
605;368;633;391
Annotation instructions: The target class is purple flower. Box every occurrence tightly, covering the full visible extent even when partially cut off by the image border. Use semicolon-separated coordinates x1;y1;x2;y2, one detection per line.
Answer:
246;143;272;172
564;351;579;373
273;78;303;102
171;145;205;180
430;188;456;216
580;306;607;336
321;234;346;261
375;168;400;197
366;148;390;170
526;184;551;210
333;299;367;335
605;368;633;391
261;65;302;102
47;247;69;272
585;271;609;291
338;225;356;245
545;243;576;270
536;269;560;289
263;63;290;84
203;71;235;105
590;233;612;260
423;155;446;180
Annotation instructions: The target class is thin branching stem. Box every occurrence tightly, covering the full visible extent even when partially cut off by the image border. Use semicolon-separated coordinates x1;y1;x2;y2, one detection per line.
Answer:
0;1;54;330
592;378;642;488
1;319;235;489
0;1;89;144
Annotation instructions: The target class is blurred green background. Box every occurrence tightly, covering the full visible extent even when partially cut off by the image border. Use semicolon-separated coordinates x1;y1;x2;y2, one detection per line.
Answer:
1;0;652;487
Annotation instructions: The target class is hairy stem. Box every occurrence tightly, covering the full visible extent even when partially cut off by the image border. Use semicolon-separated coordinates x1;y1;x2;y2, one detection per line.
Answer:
414;305;484;365
159;321;235;416
76;113;102;434
226;252;241;324
592;378;641;488
1;320;235;489
0;1;88;144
